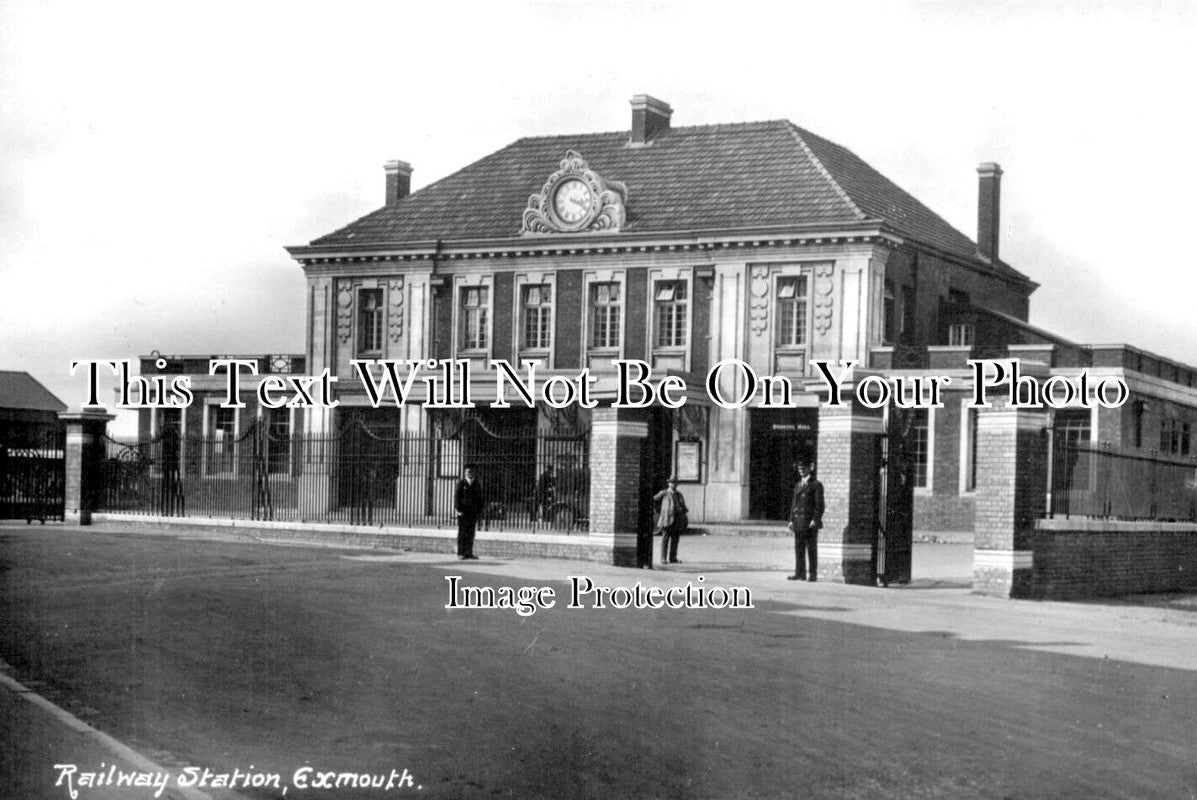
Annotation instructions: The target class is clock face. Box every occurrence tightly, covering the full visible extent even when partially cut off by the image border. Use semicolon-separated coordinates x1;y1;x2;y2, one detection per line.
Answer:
552;179;593;225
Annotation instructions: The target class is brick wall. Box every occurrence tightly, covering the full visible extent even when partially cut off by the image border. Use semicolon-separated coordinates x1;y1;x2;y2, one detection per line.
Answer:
492;272;513;363
913;494;974;538
555;270;582;369
1033;519;1197;598
972;407;1048;597
587;406;648;566
974;422;1047;551
913;393;975;533
691;274;711;378
816;404;882;584
625;269;647;362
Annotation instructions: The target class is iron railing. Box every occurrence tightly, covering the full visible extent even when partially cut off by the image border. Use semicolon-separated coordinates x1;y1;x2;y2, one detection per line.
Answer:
98;417;590;533
0;430;65;522
1048;442;1197;521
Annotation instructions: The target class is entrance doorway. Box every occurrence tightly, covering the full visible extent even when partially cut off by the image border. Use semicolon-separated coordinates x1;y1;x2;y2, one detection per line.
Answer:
748;408;817;520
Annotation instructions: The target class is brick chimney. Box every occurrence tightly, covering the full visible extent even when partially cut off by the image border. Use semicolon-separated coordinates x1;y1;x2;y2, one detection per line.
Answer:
976;162;1002;261
384;160;412;206
630;95;672;145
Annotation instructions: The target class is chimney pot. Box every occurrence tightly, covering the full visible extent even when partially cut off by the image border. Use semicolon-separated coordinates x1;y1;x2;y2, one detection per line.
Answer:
976;162;1002;261
630;94;672;145
385;160;413;206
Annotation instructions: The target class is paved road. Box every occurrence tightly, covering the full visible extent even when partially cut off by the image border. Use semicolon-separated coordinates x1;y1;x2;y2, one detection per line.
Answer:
1;523;1195;799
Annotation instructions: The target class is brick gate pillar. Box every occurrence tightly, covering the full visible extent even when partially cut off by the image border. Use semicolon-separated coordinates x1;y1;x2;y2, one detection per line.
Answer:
59;410;114;525
973;400;1049;597
588;406;649;566
816;399;884;584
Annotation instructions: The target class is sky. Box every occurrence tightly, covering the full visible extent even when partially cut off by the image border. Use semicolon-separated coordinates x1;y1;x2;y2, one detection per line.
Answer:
2;0;1195;434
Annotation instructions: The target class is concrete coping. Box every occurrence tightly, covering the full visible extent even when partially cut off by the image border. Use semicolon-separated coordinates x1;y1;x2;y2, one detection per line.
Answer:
1036;517;1197;533
92;513;594;546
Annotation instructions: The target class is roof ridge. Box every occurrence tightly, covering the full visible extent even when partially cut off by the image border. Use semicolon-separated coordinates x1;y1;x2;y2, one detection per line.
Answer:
513;119;792;143
784;122;866;221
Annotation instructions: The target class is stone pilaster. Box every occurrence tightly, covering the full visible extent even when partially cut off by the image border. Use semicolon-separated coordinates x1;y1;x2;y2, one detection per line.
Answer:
815;400;884;584
972;401;1049;597
588;406;649;566
59;410;114;525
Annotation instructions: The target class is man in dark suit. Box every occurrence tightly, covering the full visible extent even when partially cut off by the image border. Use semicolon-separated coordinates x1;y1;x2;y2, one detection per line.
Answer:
787;460;824;581
455;464;484;560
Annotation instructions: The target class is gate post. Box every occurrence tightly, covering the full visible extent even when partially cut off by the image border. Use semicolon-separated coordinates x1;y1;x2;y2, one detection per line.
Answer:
816;398;885;584
59;409;114;526
588;406;649;566
973;399;1049;598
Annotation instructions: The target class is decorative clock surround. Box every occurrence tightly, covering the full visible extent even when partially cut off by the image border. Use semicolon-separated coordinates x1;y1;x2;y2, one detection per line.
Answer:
522;150;628;235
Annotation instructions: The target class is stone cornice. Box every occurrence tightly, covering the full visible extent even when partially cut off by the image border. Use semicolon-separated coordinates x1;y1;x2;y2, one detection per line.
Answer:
286;221;900;269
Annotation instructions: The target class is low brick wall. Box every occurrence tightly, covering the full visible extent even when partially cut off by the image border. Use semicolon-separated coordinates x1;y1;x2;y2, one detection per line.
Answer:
92;514;634;565
1033;519;1197;599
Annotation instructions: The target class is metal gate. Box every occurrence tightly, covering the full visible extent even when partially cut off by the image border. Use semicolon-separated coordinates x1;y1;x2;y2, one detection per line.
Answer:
0;429;65;523
875;410;915;586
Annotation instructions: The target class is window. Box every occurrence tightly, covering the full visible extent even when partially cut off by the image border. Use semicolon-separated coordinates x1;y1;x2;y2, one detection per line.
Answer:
208;406;237;474
962;407;979;492
883;280;896;344
1055;409;1092;449
156;407;182;438
776;276;809;347
1132;400;1145;448
654;280;688;348
910;409;929;489
521;284;552;351
901;286;916;337
357;288;384;355
154;408;183;475
460;286;489;351
948;324;974;347
589;282;621;349
266;411;291;474
1159;417;1191;456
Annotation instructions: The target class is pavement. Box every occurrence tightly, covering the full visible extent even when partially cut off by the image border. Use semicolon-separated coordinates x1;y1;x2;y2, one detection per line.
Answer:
3;520;1196;800
0;668;218;800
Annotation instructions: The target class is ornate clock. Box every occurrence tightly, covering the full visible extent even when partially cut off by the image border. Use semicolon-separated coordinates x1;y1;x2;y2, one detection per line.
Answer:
522;151;628;235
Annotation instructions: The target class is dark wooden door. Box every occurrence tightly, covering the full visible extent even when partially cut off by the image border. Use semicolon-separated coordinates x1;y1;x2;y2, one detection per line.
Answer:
749;409;817;520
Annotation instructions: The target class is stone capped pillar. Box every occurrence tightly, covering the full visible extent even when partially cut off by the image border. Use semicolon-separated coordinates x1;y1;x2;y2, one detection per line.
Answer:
59;410;114;525
815;399;884;584
973;400;1049;597
588;406;649;566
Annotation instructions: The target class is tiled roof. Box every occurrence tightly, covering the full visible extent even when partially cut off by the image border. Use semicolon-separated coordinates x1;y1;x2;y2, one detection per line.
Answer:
310;120;1030;283
0;371;67;413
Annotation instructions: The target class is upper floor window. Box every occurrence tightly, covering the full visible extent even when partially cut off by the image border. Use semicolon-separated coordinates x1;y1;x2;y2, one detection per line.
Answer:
1055;409;1092;449
1160;417;1191;456
901;286;916;337
357;288;384;355
948;323;974;347
1132;400;1146;448
654;280;688;348
460;287;489;351
776;276;808;347
521;284;552;351
883;280;896;344
589;282;621;350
